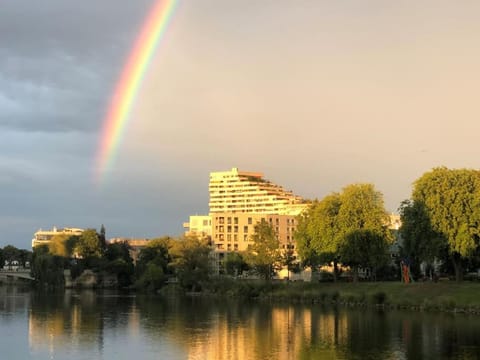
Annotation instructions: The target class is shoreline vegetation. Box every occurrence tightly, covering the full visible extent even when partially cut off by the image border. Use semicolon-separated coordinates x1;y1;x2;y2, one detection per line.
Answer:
184;279;480;315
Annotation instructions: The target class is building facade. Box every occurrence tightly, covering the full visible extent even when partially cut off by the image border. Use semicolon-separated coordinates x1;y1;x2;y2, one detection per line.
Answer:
207;168;307;253
211;212;297;252
32;227;84;248
209;167;307;216
183;215;212;240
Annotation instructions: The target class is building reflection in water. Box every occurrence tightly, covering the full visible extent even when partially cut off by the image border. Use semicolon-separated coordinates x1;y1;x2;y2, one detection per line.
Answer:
28;290;104;357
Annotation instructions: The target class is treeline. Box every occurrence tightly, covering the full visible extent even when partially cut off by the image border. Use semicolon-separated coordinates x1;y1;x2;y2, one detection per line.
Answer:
31;227;134;288
295;167;480;283
0;245;32;268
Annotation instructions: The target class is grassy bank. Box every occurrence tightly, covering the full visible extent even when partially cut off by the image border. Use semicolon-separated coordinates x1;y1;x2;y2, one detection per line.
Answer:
204;279;480;314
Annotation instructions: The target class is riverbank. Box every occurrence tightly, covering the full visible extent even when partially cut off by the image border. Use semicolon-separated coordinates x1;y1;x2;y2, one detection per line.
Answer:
203;279;480;314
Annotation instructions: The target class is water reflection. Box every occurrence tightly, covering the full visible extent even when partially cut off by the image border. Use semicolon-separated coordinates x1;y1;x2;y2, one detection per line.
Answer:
1;288;479;359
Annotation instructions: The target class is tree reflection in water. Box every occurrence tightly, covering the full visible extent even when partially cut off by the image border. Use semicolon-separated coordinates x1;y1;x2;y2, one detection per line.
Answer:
1;289;478;359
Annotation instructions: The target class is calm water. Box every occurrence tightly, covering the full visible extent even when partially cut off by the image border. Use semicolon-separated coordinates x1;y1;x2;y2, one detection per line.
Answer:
1;286;480;360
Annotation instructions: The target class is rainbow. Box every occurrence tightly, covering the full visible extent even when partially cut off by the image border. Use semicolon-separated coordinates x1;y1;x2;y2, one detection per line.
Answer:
95;0;179;183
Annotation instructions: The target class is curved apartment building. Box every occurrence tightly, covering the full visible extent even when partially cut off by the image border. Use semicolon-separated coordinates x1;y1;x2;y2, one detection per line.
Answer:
209;167;307;216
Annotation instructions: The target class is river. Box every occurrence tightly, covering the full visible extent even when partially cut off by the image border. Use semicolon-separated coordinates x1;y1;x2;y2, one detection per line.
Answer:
1;286;479;359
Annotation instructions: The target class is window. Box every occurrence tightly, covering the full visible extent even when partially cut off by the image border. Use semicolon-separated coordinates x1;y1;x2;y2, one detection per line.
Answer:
234;217;238;224
203;220;209;226
219;217;224;224
234;234;238;242
275;218;279;225
227;217;232;224
219;226;224;232
244;234;248;241
243;226;248;233
227;225;232;233
248;217;252;225
234;226;238;233
219;234;224;240
227;234;231;241
234;244;238;250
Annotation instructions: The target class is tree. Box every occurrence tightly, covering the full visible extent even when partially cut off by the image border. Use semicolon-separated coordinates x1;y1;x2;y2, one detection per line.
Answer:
281;242;298;281
245;219;281;280
338;229;389;282
412;167;480;281
31;245;65;287
170;237;211;291
295;194;342;280
99;224;107;251
104;241;134;287
77;229;102;259
2;245;20;263
135;237;173;291
48;234;70;257
295;184;390;281
224;252;248;277
337;184;391;240
398;199;445;279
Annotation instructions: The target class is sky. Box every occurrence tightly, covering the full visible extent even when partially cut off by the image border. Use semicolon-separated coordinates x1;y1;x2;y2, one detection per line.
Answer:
2;0;480;248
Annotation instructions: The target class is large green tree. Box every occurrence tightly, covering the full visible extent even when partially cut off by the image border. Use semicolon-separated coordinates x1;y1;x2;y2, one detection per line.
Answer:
170;237;211;291
245;219;281;280
338;229;389;282
398;199;445;278
135;237;173;291
412;167;480;281
77;229;102;259
295;194;342;279
295;184;390;281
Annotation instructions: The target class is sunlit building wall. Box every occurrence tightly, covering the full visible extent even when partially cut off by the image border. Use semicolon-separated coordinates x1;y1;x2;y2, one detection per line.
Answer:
32;227;84;248
183;215;212;239
211;212;297;252
209;167;307;216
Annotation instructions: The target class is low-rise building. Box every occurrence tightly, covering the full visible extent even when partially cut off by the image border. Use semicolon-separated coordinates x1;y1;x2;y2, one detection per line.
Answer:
32;227;84;248
183;215;212;240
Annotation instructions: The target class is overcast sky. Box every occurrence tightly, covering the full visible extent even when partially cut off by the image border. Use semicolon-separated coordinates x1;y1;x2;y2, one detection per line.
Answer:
2;1;480;248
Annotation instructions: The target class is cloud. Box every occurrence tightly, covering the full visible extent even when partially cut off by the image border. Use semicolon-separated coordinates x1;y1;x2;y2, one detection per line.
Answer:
0;0;154;135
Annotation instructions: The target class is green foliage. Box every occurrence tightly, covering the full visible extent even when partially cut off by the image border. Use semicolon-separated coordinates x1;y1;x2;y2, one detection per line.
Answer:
295;183;390;280
0;245;32;267
224;252;248;276
170;237;212;291
338;229;389;281
136;237;172;274
136;263;166;292
48;234;79;258
399;199;446;277
281;243;299;280
295;195;341;268
99;224;107;251
104;241;134;287
245;219;281;280
77;229;102;259
337;184;391;242
412;167;480;281
31;246;65;287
